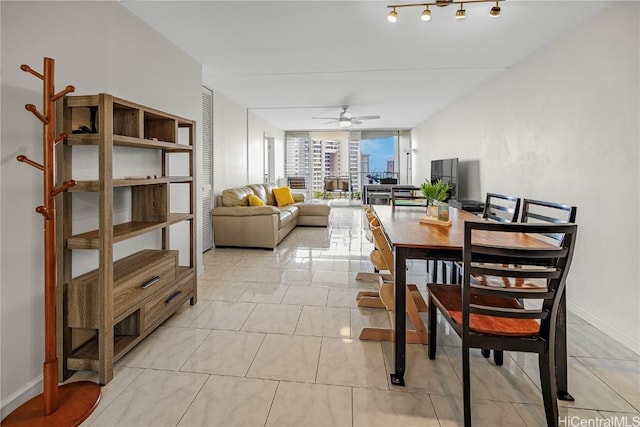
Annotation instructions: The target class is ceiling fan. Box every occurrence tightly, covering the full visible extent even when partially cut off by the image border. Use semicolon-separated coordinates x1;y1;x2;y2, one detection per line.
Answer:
312;105;380;127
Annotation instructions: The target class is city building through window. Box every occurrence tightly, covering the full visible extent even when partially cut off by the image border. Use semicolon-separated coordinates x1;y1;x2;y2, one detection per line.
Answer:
285;130;400;200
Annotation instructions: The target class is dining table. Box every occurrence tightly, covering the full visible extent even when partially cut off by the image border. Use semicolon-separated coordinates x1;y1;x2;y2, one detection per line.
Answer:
373;204;574;401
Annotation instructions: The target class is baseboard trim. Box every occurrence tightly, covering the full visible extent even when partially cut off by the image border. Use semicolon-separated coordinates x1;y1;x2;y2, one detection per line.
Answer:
0;375;42;421
568;301;640;356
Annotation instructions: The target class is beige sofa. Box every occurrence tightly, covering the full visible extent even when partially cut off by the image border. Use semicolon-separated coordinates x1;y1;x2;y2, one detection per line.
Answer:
211;183;331;249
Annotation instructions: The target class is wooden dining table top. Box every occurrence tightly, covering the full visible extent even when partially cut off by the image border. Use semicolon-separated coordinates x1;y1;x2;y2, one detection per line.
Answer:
373;205;554;251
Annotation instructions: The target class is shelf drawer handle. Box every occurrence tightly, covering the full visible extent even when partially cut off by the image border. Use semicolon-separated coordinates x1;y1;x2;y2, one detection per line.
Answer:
140;276;161;289
165;290;183;304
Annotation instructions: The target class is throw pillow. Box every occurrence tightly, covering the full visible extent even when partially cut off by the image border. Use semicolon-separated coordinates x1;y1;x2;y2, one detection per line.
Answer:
248;194;265;207
273;187;295;207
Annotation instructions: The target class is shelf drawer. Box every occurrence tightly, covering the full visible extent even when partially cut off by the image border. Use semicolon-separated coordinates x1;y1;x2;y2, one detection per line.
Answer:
142;273;194;333
113;250;178;319
68;249;178;328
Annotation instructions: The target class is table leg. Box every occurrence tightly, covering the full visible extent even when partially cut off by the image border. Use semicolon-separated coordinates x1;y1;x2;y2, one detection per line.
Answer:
556;289;574;401
390;247;407;386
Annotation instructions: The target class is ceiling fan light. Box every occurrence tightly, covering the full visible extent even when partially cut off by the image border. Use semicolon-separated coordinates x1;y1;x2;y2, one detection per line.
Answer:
339;119;351;127
489;3;501;17
421;7;431;21
455;5;466;19
387;8;398;23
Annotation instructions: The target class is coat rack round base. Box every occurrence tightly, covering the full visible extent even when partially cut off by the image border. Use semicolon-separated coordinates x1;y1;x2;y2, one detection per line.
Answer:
1;381;101;427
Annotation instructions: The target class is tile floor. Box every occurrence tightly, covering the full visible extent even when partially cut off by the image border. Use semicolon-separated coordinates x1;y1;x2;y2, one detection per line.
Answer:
75;206;640;426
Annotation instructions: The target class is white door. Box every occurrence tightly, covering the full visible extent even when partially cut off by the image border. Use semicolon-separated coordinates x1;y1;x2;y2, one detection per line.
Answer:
264;135;275;184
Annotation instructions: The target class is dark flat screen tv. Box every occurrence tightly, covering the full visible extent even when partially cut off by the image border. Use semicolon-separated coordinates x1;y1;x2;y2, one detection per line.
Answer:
430;157;458;201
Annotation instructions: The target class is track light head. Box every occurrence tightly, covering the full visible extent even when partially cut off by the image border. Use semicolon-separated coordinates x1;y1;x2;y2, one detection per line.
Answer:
489;2;501;17
421;6;432;21
387;8;398;22
455;4;466;19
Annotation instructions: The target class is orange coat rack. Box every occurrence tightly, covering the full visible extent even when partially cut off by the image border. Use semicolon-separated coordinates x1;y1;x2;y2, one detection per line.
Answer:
2;58;100;426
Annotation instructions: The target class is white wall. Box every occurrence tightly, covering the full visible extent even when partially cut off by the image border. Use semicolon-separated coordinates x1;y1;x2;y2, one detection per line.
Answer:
247;112;285;184
1;0;203;416
412;3;639;353
212;91;248;193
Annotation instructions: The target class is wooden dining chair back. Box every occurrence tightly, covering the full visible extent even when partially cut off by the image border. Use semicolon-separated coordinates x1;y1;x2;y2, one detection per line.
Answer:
358;225;429;344
427;221;578;427
483;193;521;223
356;210;391;283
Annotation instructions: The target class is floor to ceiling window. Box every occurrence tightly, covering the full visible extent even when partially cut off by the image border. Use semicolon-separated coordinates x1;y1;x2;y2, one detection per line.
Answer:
359;131;399;185
285;130;402;201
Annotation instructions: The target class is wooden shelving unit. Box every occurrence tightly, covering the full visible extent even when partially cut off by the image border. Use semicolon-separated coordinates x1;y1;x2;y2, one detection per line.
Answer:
55;93;197;385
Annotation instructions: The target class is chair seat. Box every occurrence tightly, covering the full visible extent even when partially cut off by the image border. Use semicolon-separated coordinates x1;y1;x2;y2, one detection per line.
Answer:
427;284;540;337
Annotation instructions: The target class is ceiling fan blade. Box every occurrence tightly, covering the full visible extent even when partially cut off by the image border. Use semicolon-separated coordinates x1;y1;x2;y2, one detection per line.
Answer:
322;120;339;125
352;115;380;120
312;116;339;120
351;120;363;125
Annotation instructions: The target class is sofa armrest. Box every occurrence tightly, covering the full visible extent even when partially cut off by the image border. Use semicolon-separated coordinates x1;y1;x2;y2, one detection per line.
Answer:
212;206;279;216
292;193;306;203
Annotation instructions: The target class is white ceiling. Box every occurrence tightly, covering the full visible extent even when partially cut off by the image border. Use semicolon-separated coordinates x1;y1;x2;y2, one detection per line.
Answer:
121;1;610;131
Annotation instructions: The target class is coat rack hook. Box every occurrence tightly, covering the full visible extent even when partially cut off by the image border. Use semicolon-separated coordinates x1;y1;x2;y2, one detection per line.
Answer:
20;64;44;80
51;85;75;102
17;154;44;171
51;180;77;197
25;104;48;124
35;206;52;220
54;133;67;145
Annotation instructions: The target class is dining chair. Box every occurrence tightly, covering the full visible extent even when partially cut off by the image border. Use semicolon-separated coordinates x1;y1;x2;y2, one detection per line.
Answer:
358;225;428;344
479;198;577;366
427;221;578;427
450;192;521;285
355;208;393;283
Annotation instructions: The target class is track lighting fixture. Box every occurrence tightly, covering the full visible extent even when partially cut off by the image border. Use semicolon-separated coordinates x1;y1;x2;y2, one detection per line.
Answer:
386;0;504;22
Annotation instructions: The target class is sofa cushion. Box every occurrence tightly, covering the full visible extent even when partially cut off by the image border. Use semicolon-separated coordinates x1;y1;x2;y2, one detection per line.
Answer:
222;186;253;207
278;207;298;229
297;200;331;217
279;204;299;216
248;184;268;203
273;187;295;207
263;183;278;205
248;194;265;206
